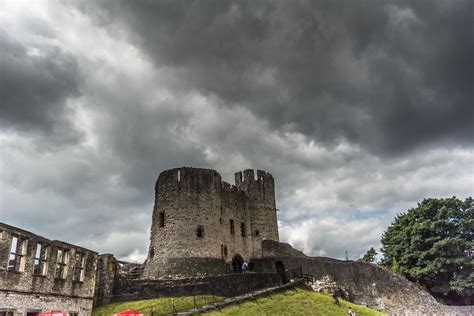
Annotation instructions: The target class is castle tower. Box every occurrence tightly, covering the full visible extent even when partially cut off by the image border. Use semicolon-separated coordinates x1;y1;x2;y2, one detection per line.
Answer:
234;169;279;255
142;167;279;279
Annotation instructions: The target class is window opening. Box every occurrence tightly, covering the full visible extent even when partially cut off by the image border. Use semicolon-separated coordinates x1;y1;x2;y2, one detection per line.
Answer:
107;260;115;272
159;212;165;227
54;249;69;279
196;225;205;238
0;311;15;316
73;252;85;282
255;229;260;237
177;169;181;182
34;243;48;276
241;223;246;237
8;236;27;272
230;219;235;235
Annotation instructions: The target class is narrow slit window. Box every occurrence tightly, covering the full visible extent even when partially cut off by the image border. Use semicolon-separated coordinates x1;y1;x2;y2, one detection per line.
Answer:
241;223;246;237
159;212;165;227
177;169;181;182
196;225;205;238
230;219;235;235
255;229;260;237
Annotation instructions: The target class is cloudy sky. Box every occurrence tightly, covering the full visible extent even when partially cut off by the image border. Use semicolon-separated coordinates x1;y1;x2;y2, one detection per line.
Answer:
1;0;472;262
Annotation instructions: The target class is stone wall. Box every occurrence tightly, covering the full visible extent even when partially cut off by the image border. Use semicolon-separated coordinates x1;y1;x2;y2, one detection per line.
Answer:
143;167;279;279
0;292;92;316
0;223;97;315
110;272;283;303
93;254;117;306
253;240;473;315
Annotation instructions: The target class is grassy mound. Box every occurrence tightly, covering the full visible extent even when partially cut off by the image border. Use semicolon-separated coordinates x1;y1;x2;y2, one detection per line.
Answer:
204;287;384;316
92;295;223;315
93;287;385;315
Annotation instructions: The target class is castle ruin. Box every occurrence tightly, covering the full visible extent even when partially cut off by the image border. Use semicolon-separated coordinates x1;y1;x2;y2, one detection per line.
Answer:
143;167;279;279
1;167;471;315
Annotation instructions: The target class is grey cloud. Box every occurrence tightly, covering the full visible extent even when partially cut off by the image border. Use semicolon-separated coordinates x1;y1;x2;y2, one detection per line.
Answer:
0;31;83;144
88;0;473;156
1;0;472;263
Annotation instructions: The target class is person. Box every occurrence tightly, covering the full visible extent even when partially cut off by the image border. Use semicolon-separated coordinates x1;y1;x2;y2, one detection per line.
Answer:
241;261;249;273
347;307;355;316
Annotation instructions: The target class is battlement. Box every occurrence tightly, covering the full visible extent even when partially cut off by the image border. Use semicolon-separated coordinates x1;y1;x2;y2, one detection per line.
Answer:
155;167;274;198
234;169;274;192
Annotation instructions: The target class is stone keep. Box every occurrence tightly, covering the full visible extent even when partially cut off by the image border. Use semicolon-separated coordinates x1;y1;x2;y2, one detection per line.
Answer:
142;167;279;279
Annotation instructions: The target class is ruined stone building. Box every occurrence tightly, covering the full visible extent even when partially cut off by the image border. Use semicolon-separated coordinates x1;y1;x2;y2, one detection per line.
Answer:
143;167;279;278
1;167;471;315
0;223;98;315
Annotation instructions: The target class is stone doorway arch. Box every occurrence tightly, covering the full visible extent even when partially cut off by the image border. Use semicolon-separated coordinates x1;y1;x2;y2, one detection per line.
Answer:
232;254;244;273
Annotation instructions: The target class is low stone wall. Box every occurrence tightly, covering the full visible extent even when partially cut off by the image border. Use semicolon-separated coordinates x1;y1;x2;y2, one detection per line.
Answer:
109;272;282;304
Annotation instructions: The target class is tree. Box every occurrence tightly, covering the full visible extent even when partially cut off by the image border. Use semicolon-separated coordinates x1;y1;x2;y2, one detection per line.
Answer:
381;197;473;305
361;247;377;263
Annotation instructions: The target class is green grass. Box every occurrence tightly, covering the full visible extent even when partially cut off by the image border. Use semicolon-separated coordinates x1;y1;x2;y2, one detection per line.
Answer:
92;295;223;316
204;287;385;316
93;287;385;316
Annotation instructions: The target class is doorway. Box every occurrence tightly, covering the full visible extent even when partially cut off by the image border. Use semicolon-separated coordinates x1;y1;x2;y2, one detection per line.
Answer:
232;254;244;273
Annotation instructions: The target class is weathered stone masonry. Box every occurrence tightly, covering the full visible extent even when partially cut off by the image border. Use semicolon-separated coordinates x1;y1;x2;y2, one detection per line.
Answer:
142;167;279;279
0;223;97;315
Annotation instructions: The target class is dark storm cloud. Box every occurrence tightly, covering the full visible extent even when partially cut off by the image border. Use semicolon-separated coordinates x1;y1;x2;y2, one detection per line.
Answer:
1;0;472;262
89;0;473;155
0;31;82;144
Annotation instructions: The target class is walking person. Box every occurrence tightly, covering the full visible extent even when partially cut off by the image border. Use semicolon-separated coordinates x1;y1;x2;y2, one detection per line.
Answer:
241;261;249;273
347;307;355;316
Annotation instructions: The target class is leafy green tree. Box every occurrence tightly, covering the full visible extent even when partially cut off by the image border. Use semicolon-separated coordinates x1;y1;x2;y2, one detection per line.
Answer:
381;197;473;305
361;247;377;263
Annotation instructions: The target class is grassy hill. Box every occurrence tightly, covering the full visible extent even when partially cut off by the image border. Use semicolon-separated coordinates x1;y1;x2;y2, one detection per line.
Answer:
204;287;384;315
92;295;223;316
93;287;385;315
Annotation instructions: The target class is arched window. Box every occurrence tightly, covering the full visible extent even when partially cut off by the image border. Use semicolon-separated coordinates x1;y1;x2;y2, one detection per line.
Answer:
196;225;205;238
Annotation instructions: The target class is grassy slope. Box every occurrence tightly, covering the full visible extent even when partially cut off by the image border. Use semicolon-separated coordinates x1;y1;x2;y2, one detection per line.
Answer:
205;287;385;316
92;295;222;316
93;287;385;316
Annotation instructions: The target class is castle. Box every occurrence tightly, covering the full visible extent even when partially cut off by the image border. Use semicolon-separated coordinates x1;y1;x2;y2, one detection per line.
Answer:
143;167;279;278
1;167;470;315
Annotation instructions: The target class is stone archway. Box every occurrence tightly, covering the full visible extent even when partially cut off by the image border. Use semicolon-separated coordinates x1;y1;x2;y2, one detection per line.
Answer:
232;254;244;273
